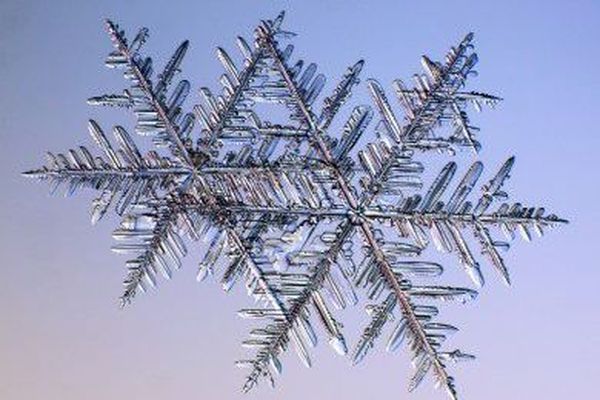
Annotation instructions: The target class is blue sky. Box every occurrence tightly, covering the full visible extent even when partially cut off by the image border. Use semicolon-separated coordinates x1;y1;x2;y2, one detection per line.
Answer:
1;1;598;399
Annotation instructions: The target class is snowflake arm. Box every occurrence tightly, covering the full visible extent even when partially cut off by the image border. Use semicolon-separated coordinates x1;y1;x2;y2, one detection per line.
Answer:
100;20;202;166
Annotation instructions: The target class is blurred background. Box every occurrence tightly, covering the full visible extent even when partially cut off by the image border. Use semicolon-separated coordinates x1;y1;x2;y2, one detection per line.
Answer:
1;1;598;399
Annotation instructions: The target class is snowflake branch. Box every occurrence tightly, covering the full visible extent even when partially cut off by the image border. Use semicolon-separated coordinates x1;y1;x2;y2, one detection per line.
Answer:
103;20;199;166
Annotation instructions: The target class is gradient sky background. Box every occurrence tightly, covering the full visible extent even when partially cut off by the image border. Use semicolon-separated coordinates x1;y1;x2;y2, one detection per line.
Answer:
1;1;599;399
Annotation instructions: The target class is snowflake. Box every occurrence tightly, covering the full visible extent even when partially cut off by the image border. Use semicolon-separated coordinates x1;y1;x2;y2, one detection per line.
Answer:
24;12;566;399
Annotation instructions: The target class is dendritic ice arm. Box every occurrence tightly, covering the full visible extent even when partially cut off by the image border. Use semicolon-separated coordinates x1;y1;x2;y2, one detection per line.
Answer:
93;19;205;166
197;163;340;211
22;115;204;305
215;216;323;389
357;35;500;207
113;195;204;305
362;158;567;286
368;34;501;155
389;33;500;150
23;120;191;223
236;219;357;391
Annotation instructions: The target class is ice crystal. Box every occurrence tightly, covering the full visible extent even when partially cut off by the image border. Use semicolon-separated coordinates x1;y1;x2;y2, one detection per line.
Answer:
24;12;566;399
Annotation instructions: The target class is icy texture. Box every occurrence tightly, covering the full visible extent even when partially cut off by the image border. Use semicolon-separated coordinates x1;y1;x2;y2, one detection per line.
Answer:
24;12;566;400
